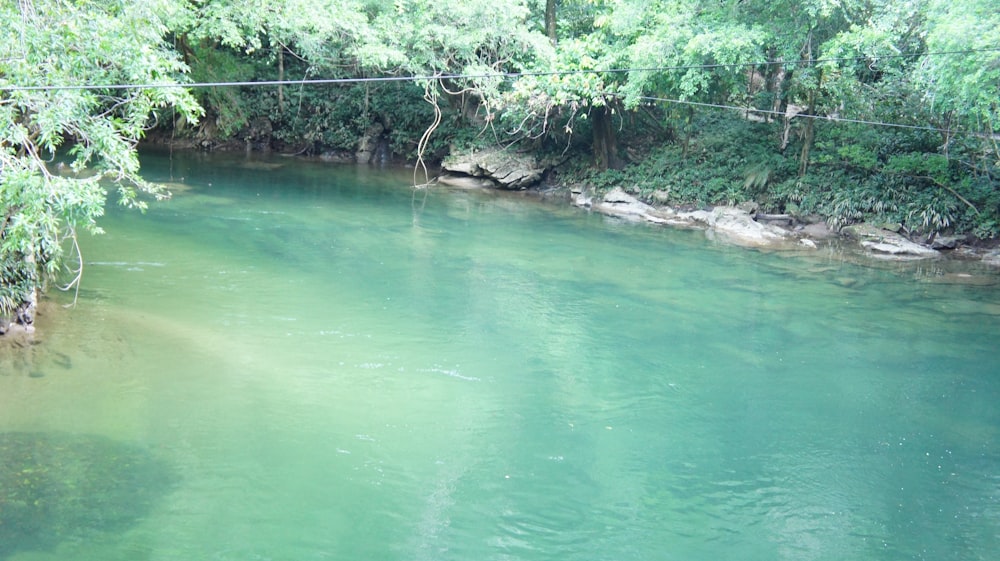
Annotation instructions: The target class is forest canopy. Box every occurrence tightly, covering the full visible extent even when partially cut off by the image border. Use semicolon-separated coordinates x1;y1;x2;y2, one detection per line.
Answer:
1;0;999;324
167;0;999;236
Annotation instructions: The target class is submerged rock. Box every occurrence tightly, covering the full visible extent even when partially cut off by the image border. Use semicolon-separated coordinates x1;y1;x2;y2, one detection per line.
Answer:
0;432;176;559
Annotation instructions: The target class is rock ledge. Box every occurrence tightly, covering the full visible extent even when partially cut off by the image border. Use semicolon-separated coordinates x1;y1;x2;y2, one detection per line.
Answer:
441;148;544;190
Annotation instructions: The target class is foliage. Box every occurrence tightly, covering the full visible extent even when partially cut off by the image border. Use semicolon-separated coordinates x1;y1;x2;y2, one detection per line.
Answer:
0;0;201;318
165;0;996;230
564;106;1000;239
916;0;1000;153
165;0;549;156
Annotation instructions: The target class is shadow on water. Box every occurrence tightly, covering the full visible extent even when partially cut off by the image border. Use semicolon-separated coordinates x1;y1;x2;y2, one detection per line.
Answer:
0;432;177;559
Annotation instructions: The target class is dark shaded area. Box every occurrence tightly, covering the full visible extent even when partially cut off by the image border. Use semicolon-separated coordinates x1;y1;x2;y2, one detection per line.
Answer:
0;432;177;559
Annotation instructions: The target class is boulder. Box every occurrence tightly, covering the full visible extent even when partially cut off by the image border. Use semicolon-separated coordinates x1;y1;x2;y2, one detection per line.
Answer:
441;148;544;190
797;221;836;240
679;206;790;247
592;188;656;220
841;223;939;258
437;174;498;189
573;192;594;208
589;188;684;226
929;234;965;250
650;189;671;204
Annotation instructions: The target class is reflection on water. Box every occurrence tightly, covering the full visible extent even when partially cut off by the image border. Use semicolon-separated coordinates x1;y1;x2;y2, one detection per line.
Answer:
0;149;998;560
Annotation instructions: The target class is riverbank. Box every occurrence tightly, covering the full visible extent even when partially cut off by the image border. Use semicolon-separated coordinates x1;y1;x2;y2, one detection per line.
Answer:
434;155;1000;271
148;142;1000;270
571;185;1000;264
8;144;997;342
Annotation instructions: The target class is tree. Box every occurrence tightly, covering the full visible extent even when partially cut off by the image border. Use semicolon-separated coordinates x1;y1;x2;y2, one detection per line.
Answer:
545;0;558;45
495;0;630;170
916;0;1000;163
167;0;549;161
500;0;767;170
0;0;200;331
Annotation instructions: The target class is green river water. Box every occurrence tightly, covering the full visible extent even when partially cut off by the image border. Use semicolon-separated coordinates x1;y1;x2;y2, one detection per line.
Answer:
1;150;998;560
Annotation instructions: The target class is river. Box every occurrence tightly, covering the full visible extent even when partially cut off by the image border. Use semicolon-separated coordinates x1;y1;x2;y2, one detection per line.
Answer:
1;149;998;560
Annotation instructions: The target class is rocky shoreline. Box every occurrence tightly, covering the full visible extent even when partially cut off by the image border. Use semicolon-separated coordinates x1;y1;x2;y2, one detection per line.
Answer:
438;148;1000;267
3;148;998;342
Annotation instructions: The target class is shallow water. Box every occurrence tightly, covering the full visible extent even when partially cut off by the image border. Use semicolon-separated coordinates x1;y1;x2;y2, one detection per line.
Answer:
1;149;998;560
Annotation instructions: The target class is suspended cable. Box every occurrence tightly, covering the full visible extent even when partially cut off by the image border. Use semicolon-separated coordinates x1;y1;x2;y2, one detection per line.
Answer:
628;95;988;138
1;48;998;93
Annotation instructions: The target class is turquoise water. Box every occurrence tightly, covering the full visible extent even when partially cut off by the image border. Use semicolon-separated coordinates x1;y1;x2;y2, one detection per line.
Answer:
1;150;998;560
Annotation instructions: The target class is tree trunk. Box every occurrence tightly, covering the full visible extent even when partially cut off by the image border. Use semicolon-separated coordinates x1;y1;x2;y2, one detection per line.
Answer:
765;52;787;123
545;0;557;46
278;46;285;112
591;105;622;171
798;89;816;176
682;106;695;160
797;32;818;176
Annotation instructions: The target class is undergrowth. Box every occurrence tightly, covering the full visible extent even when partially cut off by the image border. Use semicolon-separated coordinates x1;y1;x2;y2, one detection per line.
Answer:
569;111;1000;239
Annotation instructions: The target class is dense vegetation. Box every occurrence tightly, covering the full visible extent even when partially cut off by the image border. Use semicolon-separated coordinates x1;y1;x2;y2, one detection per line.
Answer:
1;0;998;325
0;0;199;325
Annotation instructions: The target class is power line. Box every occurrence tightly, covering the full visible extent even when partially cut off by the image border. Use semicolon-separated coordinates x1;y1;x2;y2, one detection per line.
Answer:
629;95;987;138
1;47;995;136
1;47;998;93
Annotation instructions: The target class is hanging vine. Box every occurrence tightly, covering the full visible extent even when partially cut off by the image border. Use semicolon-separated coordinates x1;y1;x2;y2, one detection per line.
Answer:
413;77;443;189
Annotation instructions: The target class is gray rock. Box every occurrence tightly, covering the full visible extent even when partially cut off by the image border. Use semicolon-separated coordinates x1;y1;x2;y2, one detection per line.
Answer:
676;209;712;224
444;161;479;176
678;206;789;247
592;188;655;219
602;187;642;204
756;213;794;226
437;174;497;189
842;223;939;258
441;148;544;190
798;221;836;239
929;234;964;250
710;207;791;245
650;190;671;203
355;123;385;164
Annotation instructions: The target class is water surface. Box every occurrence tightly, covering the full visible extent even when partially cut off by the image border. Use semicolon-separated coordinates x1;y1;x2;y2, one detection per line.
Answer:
1;150;998;560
